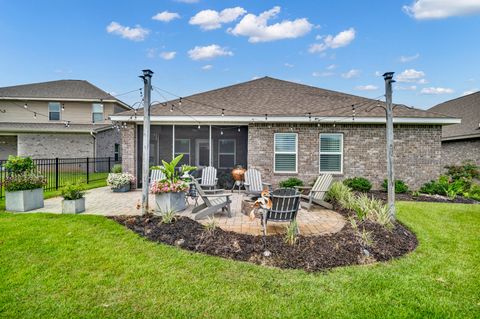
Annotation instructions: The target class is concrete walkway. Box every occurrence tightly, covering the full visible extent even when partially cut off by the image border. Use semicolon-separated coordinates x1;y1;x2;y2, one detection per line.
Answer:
29;186;345;236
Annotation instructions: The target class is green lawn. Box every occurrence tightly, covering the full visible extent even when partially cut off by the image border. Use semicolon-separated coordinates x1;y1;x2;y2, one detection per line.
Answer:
0;202;479;318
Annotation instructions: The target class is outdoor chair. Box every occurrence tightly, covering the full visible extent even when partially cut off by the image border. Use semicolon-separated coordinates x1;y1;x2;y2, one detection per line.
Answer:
260;188;301;236
190;176;232;220
295;174;333;210
244;168;271;197
150;168;166;186
197;166;218;189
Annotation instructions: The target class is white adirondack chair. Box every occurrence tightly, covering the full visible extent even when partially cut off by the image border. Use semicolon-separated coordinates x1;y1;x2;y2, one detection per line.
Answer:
295;174;333;210
197;166;218;189
150;168;166;186
244;168;271;197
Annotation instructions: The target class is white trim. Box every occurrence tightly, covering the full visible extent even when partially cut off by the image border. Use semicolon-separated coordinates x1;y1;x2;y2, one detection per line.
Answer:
0;97;131;109
92;103;104;123
209;125;212;167
218;139;236;169
110;115;461;125
319;133;343;174
274;132;298;174
195;139;210;168
172;124;175;160
48;102;61;121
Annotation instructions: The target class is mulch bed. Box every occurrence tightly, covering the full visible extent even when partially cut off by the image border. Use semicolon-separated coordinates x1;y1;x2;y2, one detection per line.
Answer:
364;190;478;204
110;206;418;272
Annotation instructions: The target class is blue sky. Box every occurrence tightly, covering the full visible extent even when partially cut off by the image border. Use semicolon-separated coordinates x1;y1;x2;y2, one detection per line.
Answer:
1;0;479;109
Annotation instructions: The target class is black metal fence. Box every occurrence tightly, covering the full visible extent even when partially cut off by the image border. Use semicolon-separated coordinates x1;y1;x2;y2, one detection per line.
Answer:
0;157;121;199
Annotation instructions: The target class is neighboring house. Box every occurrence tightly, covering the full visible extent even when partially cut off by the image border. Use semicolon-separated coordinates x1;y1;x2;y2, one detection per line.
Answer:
429;91;480;167
111;77;459;189
0;80;130;160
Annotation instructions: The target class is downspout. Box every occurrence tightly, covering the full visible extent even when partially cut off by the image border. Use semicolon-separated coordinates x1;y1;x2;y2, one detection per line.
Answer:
90;131;96;159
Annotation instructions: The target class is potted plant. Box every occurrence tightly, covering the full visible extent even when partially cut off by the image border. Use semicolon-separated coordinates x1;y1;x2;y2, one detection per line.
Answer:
1;156;47;212
150;154;196;213
61;181;86;214
106;164;136;192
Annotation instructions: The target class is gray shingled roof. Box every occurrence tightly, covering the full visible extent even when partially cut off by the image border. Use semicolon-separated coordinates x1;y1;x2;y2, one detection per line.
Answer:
429;91;480;140
118;77;451;119
0;122;113;133
0;80;129;108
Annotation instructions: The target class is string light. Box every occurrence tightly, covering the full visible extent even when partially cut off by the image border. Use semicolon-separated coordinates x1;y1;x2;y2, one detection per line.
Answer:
352;104;356;121
333;121;336;128
179;97;182;106
237;127;240;132
33;112;37;119
221;109;225;117
170;104;174;112
198;124;201;129
308;112;312;121
220;129;224;135
24;103;28;109
265;114;268;121
61;103;65;111
64;121;70;128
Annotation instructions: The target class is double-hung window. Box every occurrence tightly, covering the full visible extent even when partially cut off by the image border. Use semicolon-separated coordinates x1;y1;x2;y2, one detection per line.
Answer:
274;133;297;173
218;139;236;168
319;133;343;174
114;143;120;161
174;139;190;165
48;102;61;121
92;103;104;123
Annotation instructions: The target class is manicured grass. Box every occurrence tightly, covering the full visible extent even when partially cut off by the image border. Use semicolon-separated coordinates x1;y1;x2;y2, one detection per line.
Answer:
0;202;479;318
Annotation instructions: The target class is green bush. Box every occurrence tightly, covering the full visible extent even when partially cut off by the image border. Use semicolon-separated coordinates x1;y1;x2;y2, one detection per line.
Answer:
382;179;409;193
279;177;304;188
3;155;35;175
2;173;47;192
445;160;479;181
343;177;372;192
464;184;480;201
111;164;122;173
326;181;352;204
61;181;86;200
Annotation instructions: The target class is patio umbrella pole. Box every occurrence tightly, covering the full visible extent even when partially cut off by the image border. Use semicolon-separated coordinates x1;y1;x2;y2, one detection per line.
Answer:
140;69;154;215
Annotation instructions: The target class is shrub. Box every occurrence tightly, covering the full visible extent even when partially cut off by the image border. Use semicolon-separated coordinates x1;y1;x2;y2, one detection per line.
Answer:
111;164;122;173
279;177;304;188
160;210;176;224
326;181;351;203
382;179;409;193
2;173;46;192
464;183;480;201
61;181;85;200
284;221;299;246
343;177;372;192
3;155;35;175
204;217;218;235
445;160;479;181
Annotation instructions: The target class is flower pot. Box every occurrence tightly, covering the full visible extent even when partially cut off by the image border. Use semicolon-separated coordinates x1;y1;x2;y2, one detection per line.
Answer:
62;197;85;214
155;192;186;213
112;184;130;193
5;188;44;212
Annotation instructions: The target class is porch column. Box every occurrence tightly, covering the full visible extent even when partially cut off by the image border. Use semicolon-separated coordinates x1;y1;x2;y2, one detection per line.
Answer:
121;123;136;187
172;124;175;160
209;125;212;167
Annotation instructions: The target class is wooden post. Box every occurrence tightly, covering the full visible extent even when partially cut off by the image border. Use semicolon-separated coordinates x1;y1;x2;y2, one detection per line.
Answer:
140;69;153;215
383;72;396;221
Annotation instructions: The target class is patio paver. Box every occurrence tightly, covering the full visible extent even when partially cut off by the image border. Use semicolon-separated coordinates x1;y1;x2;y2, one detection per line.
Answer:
28;187;345;236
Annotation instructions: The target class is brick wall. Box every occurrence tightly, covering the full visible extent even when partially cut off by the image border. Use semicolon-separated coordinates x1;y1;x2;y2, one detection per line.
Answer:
248;123;443;190
121;123;136;180
0;135;18;159
96;128;121;158
441;138;480;167
17;133;94;158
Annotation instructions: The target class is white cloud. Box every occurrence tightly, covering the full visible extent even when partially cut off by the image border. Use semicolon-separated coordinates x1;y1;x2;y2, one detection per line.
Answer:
202;64;213;70
106;21;149;41
421;87;454;94
326;64;336;70
190;7;246;30
403;0;480;19
188;44;233;60
399;53;420;63
396;69;426;83
152;11;180;22
309;28;356;53
175;0;199;3
284;63;294;68
355;85;378;91
146;48;157;58
160;51;176;60
396;85;418;91
228;6;313;43
463;89;478;95
375;71;382;77
312;71;334;77
341;69;360;79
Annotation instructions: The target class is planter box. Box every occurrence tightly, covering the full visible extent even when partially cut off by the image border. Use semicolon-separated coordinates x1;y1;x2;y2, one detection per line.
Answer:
155;192;186;213
62;198;85;214
112;184;130;193
5;188;44;212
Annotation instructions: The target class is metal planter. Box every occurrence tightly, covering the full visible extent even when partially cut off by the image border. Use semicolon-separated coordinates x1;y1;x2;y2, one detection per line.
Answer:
155;192;186;213
5;188;44;212
62;198;86;214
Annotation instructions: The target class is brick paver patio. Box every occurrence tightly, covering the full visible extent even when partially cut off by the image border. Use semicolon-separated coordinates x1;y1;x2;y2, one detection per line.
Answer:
29;186;345;236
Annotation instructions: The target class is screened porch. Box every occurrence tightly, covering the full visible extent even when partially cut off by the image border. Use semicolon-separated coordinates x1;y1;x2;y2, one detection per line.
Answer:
136;125;248;187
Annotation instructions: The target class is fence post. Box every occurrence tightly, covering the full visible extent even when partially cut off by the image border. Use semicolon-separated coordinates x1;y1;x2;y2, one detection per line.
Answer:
55;158;59;190
108;157;111;173
86;157;90;184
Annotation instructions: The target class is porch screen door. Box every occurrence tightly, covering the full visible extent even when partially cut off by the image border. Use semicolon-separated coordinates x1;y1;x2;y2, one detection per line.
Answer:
195;139;210;167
